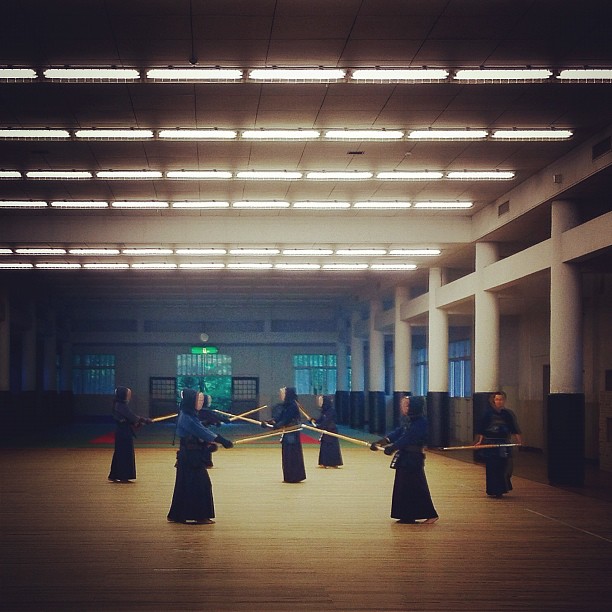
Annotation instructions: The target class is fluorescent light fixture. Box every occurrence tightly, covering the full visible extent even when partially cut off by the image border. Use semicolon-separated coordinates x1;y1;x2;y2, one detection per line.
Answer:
491;129;572;140
227;263;274;270
111;201;169;209
446;171;514;180
229;248;280;256
68;248;121;256
166;170;232;179
376;171;443;180
350;68;449;81
51;201;109;208
159;129;237;139
97;171;162;179
370;263;417;270
0;171;21;178
83;263;130;269
131;263;178;270
353;201;411;209
292;201;351;209
75;129;154;139
15;248;67;255
0;68;37;80
26;171;92;179
335;249;387;256
454;68;552;82
175;248;227;256
408;130;488;140
0;200;47;208
275;263;321;270
248;68;345;82
122;248;174;256
0;129;70;139
413;201;474;209
179;263;226;269
324;130;403;140
235;170;302;180
0;249;13;254
43;68;140;81
146;68;242;81
0;263;34;269
282;249;333;256
389;249;441;256
241;130;320;140
172;201;230;209
557;69;612;82
306;171;373;180
232;201;290;209
35;263;81;269
322;263;368;270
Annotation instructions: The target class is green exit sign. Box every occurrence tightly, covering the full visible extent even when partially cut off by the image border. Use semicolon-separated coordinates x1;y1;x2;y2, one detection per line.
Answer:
190;346;219;355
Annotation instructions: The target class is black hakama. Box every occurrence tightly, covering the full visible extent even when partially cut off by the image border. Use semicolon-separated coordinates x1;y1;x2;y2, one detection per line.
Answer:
390;462;438;522
108;422;136;481
167;447;215;522
281;430;306;483
318;433;343;467
483;445;514;496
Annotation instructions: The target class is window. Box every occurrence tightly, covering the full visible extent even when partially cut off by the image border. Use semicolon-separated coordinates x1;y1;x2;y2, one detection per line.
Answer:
449;339;471;397
293;354;337;395
176;353;232;411
72;354;115;394
412;347;428;396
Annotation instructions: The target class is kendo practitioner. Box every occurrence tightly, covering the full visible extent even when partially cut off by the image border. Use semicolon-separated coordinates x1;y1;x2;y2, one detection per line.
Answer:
167;389;234;524
197;394;230;468
108;386;152;483
262;387;306;483
371;395;438;524
312;394;343;468
474;391;523;498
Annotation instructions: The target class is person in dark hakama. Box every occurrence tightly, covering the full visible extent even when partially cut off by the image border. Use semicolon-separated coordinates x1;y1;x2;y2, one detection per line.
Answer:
108;386;151;483
313;394;343;468
197;394;230;468
263;387;306;483
167;389;234;524
475;391;523;498
371;395;438;524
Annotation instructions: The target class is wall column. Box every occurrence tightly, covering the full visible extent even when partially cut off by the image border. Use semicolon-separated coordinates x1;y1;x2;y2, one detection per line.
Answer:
393;286;411;428
350;311;365;428
473;243;500;435
368;298;386;434
427;267;450;447
0;291;9;393
548;200;584;486
335;340;350;424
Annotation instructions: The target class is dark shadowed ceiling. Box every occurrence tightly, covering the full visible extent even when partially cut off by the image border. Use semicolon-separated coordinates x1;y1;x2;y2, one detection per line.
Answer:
0;0;611;307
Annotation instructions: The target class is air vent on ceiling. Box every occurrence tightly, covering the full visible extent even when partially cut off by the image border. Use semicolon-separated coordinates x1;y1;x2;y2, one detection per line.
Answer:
498;200;510;216
592;136;611;160
347;150;364;155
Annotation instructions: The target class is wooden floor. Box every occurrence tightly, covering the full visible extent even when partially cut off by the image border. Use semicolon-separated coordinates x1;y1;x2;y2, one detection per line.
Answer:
2;443;612;611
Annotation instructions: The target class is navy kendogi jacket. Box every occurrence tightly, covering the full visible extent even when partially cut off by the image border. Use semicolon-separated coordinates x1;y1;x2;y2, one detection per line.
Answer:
386;415;429;471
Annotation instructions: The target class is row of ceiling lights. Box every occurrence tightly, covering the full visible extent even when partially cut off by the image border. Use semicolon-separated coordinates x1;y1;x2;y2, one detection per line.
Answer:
0;170;514;181
0;128;573;141
0;262;418;271
1;67;611;82
0;200;471;210
0;247;439;256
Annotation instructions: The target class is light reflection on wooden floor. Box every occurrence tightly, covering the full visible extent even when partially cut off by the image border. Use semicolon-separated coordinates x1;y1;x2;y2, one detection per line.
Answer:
2;445;611;611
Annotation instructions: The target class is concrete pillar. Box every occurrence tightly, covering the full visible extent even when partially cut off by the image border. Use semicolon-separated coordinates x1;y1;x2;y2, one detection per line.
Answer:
368;298;386;433
428;267;450;447
473;243;500;435
548;200;584;486
0;292;9;392
393;286;411;428
350;312;365;428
